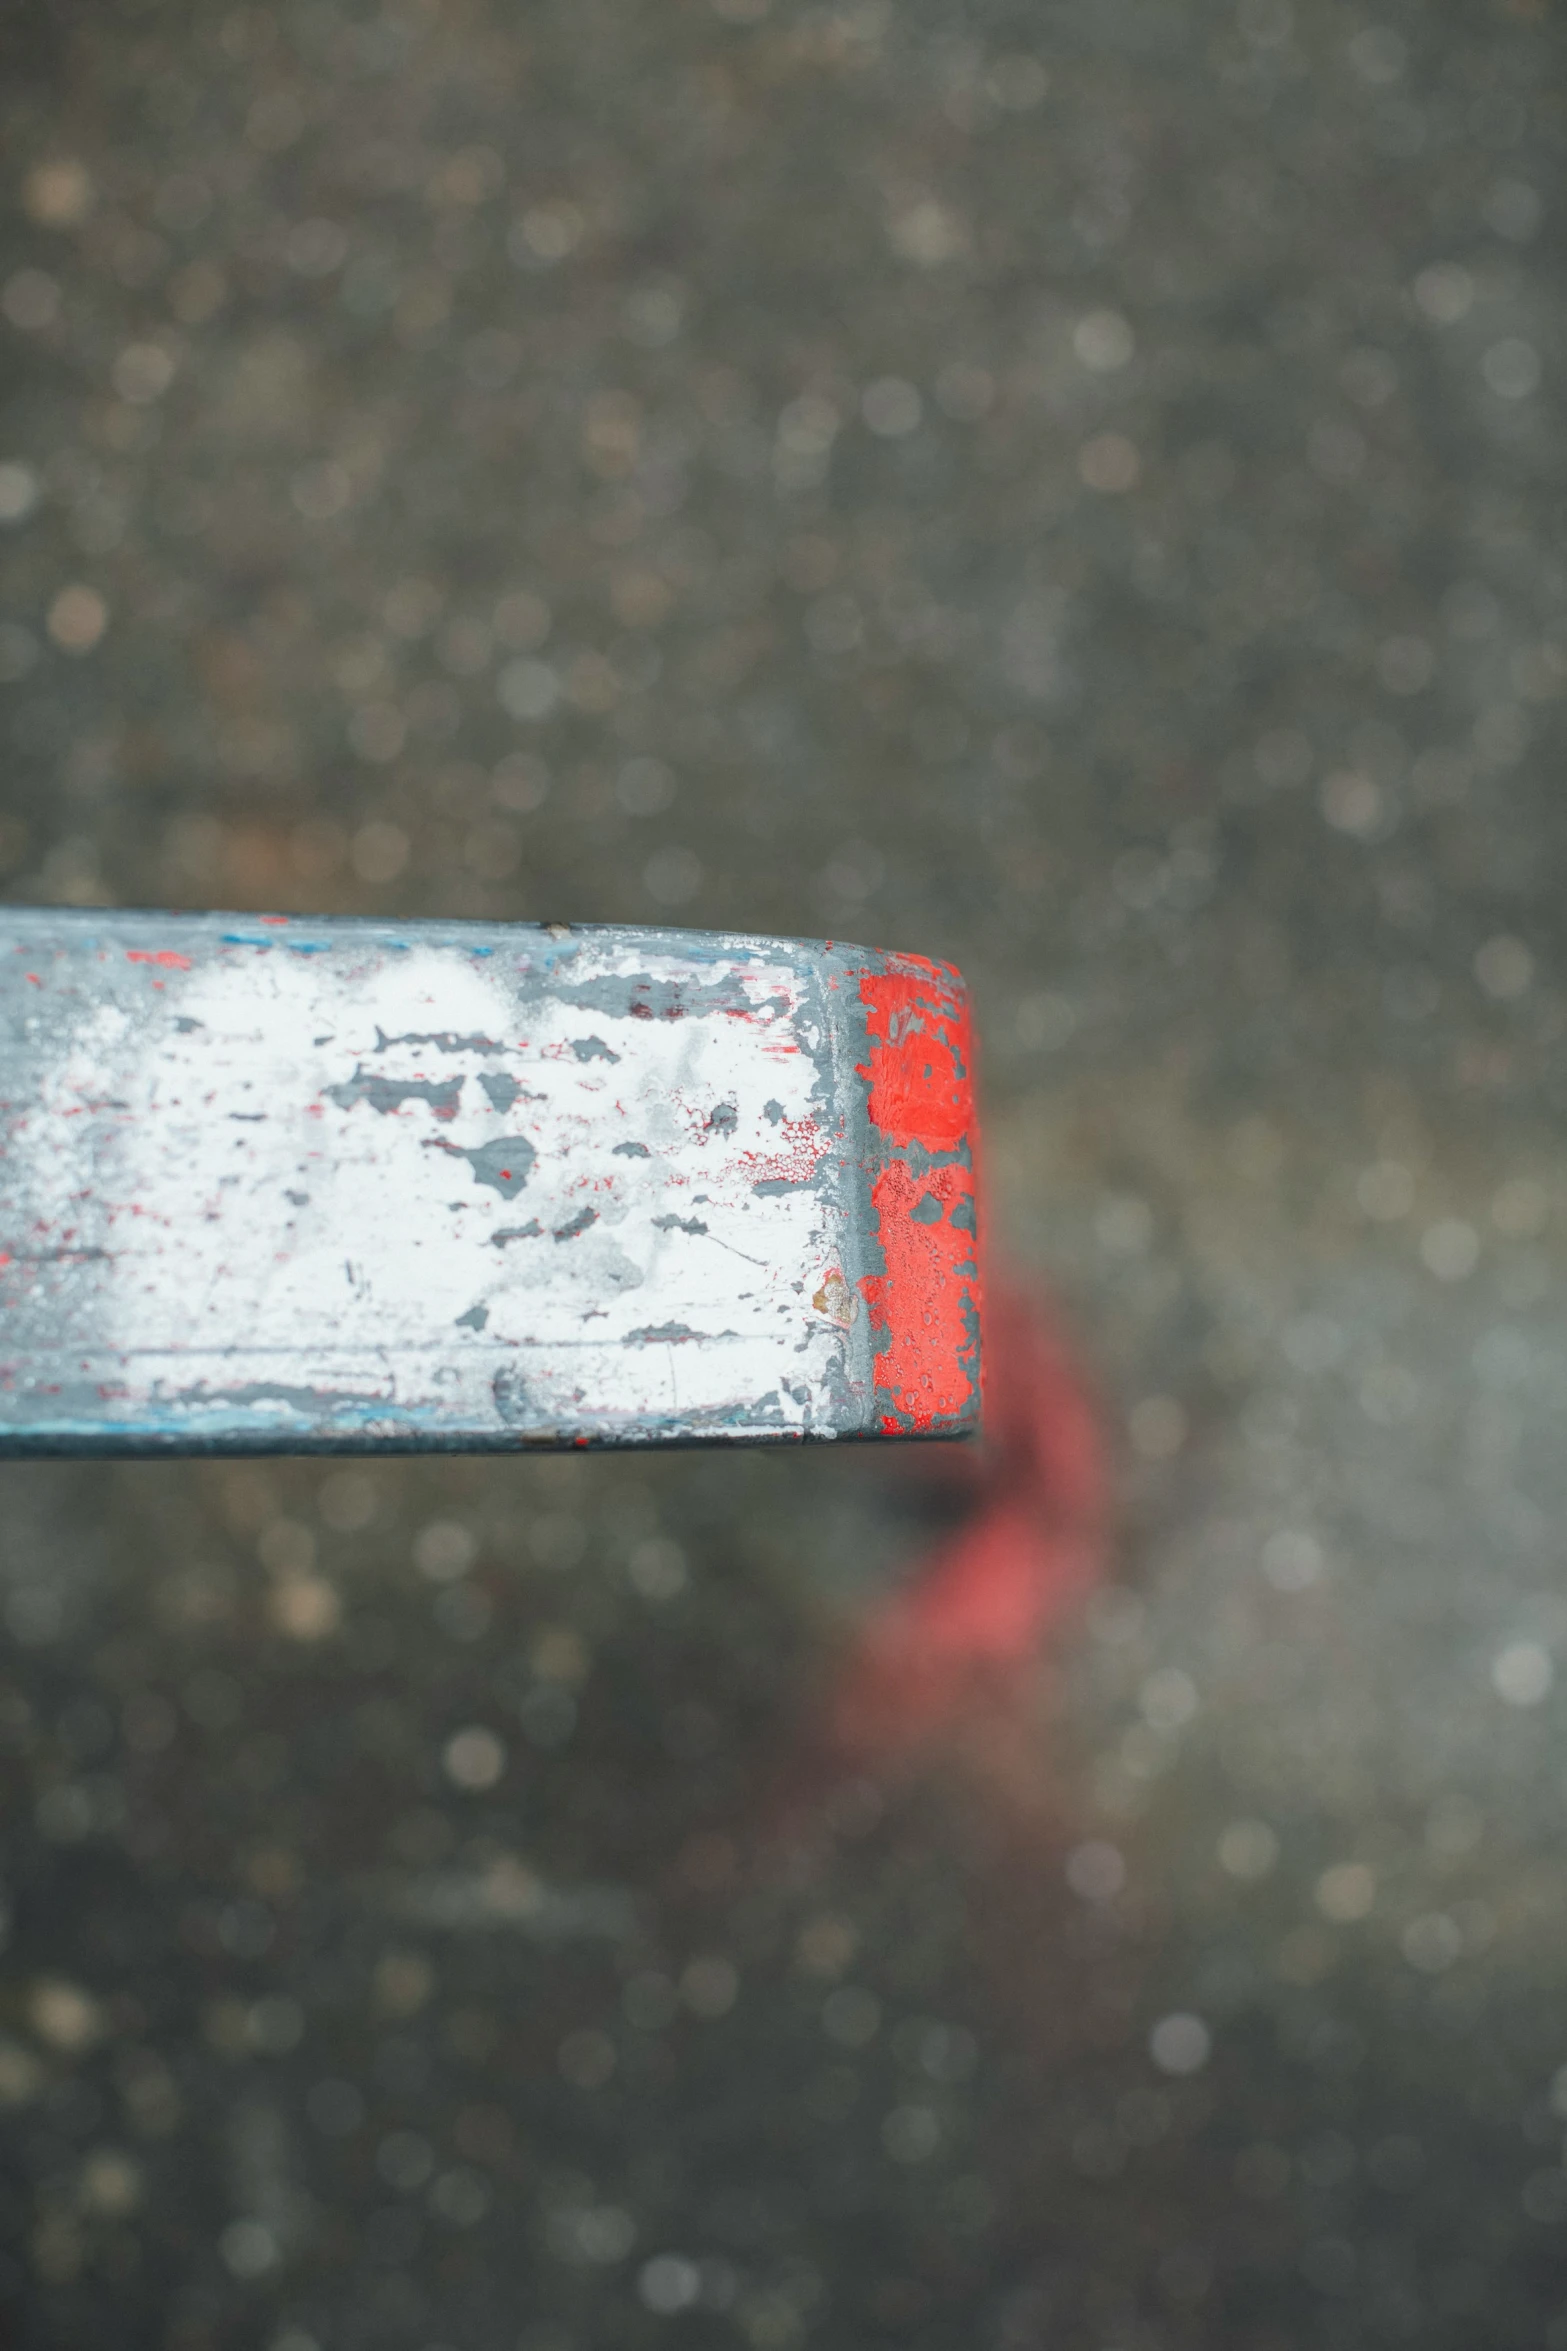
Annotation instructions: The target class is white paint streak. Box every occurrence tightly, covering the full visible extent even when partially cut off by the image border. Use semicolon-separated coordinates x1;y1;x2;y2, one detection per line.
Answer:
5;935;863;1442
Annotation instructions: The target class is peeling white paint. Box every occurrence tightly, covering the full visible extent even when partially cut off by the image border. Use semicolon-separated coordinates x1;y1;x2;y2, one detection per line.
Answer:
1;918;896;1447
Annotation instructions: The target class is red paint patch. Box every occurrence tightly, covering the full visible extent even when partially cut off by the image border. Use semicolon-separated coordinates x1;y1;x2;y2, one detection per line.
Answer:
858;1158;978;1432
857;961;971;1151
855;958;980;1435
126;950;192;971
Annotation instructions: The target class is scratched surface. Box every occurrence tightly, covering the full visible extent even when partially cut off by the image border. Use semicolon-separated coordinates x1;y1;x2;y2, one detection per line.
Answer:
0;910;980;1452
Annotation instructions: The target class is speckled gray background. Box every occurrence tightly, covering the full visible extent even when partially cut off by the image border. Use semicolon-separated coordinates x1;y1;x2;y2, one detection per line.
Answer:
3;1;1567;2346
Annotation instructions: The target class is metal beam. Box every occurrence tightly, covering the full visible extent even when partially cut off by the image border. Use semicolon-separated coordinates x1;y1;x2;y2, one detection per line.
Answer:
0;911;981;1453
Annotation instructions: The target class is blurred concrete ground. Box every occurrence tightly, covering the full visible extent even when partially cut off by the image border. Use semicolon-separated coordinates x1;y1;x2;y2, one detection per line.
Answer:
2;0;1567;2345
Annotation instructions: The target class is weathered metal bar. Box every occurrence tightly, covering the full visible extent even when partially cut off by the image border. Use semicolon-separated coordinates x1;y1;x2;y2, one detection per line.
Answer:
0;910;981;1454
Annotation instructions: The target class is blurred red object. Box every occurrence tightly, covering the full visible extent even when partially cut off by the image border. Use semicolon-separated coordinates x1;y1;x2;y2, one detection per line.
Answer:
828;1282;1109;1764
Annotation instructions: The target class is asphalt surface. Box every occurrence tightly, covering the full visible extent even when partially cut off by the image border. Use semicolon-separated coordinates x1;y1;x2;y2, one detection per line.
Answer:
3;0;1567;2345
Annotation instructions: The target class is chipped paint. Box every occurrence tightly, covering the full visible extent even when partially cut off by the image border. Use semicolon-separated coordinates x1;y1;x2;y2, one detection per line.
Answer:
854;957;982;1436
0;912;982;1453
